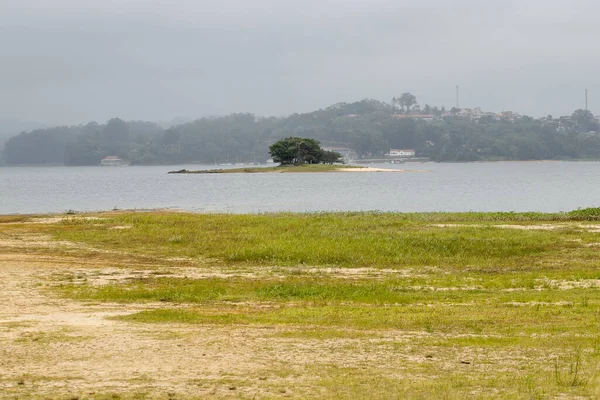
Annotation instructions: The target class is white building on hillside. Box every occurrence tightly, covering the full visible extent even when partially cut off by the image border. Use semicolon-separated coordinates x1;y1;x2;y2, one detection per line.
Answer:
388;149;416;157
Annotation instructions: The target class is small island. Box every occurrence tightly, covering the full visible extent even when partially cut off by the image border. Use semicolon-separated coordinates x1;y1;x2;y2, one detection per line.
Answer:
168;164;415;174
169;137;422;173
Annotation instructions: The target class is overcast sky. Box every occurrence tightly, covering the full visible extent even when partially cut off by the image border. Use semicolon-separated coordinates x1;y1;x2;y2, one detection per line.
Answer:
0;0;598;125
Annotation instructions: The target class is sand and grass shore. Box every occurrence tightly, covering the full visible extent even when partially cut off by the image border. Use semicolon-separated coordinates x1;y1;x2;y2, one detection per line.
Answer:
1;209;600;398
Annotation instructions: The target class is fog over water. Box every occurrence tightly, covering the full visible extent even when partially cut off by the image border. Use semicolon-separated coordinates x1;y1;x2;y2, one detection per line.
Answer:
1;0;599;126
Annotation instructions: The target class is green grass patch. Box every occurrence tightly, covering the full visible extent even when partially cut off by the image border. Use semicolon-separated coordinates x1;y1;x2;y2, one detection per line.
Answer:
69;275;600;336
61;274;600;304
312;364;596;400
116;300;600;335
50;212;600;270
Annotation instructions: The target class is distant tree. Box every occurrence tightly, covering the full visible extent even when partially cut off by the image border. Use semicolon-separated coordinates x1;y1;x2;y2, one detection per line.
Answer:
269;137;342;165
423;104;432;115
321;150;344;164
103;118;130;143
270;137;302;165
399;93;418;113
572;109;599;132
296;138;322;164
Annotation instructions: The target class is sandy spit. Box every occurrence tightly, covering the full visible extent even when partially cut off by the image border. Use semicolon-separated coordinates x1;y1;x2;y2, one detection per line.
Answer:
337;167;429;172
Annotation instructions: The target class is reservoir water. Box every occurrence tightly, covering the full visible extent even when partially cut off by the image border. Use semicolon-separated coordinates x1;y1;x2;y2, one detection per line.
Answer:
1;162;599;214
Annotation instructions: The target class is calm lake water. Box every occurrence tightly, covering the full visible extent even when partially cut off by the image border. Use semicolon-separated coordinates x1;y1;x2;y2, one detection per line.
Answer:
1;162;600;214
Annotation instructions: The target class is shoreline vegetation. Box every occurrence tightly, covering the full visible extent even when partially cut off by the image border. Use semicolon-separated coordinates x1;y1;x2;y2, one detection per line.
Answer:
167;164;424;173
3;208;600;398
4;98;600;167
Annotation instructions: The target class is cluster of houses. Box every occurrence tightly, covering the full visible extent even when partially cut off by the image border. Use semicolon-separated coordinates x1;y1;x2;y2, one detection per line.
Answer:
392;108;522;122
328;106;600;160
453;108;522;121
387;149;416;157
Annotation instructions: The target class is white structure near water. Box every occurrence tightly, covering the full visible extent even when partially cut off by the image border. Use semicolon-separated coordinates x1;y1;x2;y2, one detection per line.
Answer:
387;149;416;157
100;156;123;166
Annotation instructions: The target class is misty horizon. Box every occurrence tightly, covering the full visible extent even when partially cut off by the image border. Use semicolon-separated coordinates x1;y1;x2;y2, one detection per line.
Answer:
1;0;598;126
1;93;594;132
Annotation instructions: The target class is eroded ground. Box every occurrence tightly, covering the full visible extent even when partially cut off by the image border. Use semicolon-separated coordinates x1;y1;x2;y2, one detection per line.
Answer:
1;213;600;399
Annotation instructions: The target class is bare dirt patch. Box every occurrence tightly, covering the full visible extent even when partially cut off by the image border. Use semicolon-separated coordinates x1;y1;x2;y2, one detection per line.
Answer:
109;225;133;230
538;278;600;290
0;225;476;399
26;216;107;224
2;253;472;398
430;223;564;230
430;223;600;232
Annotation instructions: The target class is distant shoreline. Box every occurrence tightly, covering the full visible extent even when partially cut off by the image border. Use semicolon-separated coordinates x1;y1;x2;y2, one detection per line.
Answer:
5;159;600;168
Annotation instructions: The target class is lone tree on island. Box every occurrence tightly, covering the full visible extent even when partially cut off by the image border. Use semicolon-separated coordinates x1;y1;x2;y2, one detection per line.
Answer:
269;137;344;165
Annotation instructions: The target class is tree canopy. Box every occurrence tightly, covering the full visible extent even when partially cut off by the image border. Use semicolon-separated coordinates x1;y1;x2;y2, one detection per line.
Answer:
269;137;343;165
393;93;418;113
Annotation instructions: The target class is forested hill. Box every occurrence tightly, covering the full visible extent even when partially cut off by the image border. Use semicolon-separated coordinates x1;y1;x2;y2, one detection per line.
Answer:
0;118;46;162
3;99;600;165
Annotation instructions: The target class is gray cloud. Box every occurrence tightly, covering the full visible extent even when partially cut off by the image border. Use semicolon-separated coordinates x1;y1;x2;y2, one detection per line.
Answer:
0;0;598;125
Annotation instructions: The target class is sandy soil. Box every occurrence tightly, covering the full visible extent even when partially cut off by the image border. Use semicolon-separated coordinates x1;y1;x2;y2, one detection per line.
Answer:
337;167;429;172
0;226;449;399
0;219;565;399
430;223;600;232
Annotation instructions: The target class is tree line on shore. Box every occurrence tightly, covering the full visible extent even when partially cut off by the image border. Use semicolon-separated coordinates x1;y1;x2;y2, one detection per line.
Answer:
3;96;600;165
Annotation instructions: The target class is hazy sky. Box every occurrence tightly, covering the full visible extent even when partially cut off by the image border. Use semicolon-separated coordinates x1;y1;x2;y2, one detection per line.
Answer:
1;0;598;125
